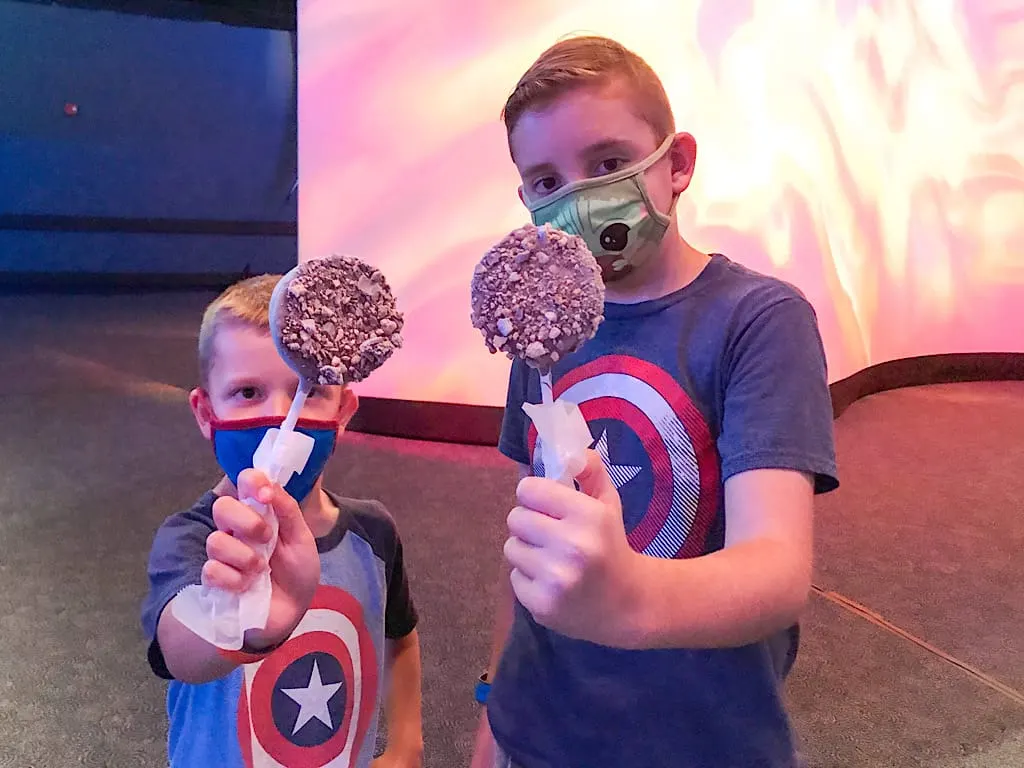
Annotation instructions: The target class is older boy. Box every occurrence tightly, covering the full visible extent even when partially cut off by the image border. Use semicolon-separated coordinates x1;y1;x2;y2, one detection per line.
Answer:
473;36;838;768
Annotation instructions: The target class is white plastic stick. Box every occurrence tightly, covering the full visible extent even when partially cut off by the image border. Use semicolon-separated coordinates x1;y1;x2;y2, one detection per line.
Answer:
266;380;311;482
540;369;553;405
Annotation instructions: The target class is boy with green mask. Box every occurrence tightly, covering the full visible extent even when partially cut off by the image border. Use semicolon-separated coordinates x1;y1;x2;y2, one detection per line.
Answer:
472;35;838;768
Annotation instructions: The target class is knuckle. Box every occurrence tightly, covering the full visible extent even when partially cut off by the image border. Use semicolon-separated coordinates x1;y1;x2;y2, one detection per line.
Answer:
507;507;530;537
211;497;231;525
201;559;220;586
547;565;572;595
205;531;221;557
563;561;585;591
563;534;591;566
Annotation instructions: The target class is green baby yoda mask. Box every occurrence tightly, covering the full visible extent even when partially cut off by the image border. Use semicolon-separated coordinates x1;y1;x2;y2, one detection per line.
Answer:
527;135;677;282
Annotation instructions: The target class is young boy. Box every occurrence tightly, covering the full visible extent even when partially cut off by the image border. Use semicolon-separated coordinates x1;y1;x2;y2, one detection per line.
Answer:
142;275;423;768
472;36;838;768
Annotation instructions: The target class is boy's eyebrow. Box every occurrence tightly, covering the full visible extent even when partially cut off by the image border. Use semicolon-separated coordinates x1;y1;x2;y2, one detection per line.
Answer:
520;160;558;180
578;138;637;158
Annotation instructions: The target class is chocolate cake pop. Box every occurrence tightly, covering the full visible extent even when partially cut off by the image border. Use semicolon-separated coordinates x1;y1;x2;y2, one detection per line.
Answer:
273;254;404;386
470;223;604;370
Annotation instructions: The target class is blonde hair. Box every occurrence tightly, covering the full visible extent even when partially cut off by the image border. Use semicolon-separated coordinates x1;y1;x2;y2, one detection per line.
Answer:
197;273;281;386
502;35;675;151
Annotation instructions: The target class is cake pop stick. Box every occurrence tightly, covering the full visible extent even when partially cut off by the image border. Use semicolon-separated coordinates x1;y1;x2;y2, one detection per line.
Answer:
540;370;554;405
173;254;404;650
471;223;604;484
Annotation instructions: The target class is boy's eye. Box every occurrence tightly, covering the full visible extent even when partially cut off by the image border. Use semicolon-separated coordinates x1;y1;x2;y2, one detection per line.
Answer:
237;386;259;400
596;158;626;175
533;177;559;195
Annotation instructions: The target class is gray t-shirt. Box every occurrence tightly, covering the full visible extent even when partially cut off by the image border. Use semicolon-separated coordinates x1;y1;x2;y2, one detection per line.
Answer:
491;254;838;768
142;491;417;768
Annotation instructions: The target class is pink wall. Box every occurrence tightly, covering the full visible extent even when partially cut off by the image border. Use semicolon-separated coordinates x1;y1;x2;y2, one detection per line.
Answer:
299;0;1024;406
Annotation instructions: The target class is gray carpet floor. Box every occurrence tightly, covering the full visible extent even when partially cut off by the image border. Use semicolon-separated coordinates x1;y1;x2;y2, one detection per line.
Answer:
0;293;1021;767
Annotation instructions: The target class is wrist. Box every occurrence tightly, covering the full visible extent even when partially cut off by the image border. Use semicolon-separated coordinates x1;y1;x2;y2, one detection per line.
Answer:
616;552;655;650
245;605;311;651
243;629;287;653
387;731;424;760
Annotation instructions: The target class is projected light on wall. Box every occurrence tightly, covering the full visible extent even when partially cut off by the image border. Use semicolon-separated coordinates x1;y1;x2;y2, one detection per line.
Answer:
299;0;1024;408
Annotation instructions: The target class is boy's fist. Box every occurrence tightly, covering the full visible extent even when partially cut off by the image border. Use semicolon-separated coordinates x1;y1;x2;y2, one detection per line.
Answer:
504;450;645;648
204;469;320;649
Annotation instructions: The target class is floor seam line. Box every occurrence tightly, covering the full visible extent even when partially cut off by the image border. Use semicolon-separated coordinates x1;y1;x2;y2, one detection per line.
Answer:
810;585;1024;707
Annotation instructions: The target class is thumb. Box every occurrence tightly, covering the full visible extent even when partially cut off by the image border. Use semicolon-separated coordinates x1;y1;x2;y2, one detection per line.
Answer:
266;483;310;542
573;449;620;508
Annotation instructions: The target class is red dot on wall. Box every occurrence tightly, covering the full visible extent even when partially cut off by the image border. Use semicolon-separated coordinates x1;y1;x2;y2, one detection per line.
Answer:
64;103;79;117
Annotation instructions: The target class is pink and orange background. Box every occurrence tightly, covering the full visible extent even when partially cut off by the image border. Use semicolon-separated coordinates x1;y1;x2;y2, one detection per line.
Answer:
299;0;1023;408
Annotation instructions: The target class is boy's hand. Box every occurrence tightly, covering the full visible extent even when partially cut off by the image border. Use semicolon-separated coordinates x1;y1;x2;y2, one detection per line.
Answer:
204;468;320;649
504;450;644;648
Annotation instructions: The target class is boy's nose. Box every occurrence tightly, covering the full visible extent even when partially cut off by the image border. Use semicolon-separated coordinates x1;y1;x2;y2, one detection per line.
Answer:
267;392;293;418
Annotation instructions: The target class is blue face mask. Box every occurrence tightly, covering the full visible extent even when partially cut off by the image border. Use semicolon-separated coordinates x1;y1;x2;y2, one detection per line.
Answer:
210;416;339;503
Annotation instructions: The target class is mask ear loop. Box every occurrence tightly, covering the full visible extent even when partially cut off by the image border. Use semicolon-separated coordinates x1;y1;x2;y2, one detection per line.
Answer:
636;134;682;229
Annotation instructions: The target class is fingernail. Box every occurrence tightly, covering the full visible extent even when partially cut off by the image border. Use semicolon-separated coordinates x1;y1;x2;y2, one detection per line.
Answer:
258;487;272;503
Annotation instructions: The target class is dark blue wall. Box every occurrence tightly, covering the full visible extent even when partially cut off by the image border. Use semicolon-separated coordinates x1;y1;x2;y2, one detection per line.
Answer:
0;0;297;278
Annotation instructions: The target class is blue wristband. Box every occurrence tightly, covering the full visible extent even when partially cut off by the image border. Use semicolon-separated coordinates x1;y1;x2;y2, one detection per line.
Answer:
474;672;491;705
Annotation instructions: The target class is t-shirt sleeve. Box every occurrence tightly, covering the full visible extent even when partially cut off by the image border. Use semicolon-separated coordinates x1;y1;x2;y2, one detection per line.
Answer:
140;500;215;679
718;294;839;493
384;530;418;640
498;359;532;466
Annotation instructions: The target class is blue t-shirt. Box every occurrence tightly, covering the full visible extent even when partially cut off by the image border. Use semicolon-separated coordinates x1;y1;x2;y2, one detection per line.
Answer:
490;254;838;768
141;491;417;768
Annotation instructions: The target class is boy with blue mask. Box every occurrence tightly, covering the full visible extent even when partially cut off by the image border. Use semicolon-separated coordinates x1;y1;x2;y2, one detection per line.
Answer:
141;275;423;768
471;36;838;768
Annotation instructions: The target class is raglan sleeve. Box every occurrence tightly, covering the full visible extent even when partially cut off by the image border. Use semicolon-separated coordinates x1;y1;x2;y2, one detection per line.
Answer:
140;500;215;680
382;515;418;640
717;294;839;494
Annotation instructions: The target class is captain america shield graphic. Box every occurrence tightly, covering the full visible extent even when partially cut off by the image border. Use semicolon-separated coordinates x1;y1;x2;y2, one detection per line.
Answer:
238;586;379;767
529;355;719;559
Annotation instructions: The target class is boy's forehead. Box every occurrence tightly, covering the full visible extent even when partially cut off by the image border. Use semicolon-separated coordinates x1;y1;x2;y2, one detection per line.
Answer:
213;320;272;353
510;79;658;171
207;322;346;395
208;322;281;377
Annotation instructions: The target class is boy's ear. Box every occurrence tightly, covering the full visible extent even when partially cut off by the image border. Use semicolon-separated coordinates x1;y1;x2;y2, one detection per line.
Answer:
336;388;359;436
517;184;527;205
190;387;215;440
669;132;697;195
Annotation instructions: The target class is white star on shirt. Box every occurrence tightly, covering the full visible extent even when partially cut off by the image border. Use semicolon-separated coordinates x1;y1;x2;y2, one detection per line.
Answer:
594;430;643;489
281;660;343;735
